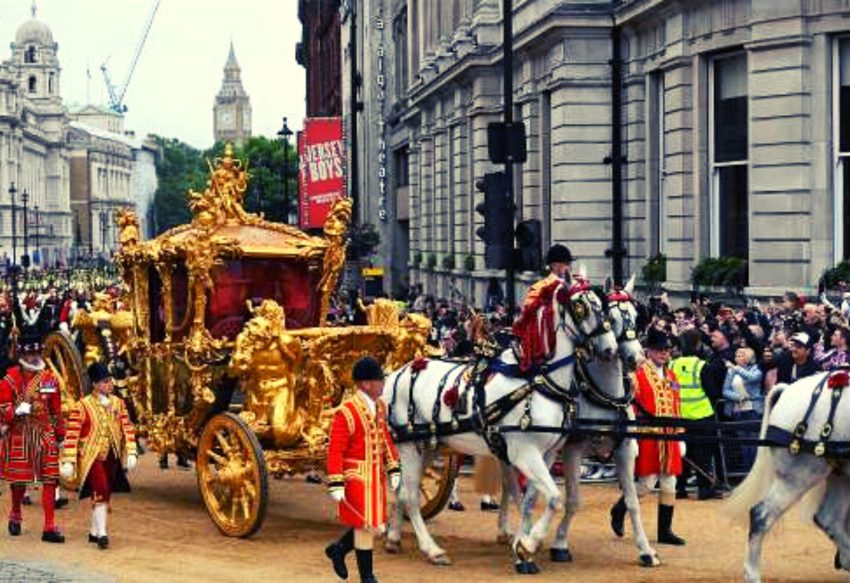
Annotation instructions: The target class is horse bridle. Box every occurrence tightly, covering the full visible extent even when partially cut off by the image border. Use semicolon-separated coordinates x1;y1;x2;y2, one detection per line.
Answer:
558;281;612;358
606;292;638;344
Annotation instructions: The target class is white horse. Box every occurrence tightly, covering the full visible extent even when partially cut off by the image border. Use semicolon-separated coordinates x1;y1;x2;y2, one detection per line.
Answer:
518;276;660;569
724;370;850;583
383;277;619;572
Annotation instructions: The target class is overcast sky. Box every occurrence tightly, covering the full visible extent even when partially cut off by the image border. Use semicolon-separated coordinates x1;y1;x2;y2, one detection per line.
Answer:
0;0;306;149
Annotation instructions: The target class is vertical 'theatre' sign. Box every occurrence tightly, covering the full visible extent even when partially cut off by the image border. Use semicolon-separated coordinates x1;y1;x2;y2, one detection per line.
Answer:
298;117;346;229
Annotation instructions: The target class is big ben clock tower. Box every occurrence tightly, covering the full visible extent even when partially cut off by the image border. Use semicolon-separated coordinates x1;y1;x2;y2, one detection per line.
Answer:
213;42;252;145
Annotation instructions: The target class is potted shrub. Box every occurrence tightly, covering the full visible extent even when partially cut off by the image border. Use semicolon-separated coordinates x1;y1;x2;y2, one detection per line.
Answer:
426;253;437;270
412;251;423;267
463;253;475;272
442;254;456;270
691;256;747;290
821;260;850;290
641;253;667;294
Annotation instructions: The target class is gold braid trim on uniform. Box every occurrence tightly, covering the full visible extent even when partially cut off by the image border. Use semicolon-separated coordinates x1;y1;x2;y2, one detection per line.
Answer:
640;362;678;474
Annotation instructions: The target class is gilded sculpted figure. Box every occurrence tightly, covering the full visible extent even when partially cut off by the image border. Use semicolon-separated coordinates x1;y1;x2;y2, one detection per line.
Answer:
317;198;352;323
72;292;115;367
386;313;442;370
116;209;141;251
229;300;305;447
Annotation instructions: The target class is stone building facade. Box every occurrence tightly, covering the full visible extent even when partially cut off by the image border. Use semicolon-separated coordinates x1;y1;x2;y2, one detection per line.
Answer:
67;106;158;259
343;0;850;303
213;43;252;145
298;0;343;117
0;11;71;268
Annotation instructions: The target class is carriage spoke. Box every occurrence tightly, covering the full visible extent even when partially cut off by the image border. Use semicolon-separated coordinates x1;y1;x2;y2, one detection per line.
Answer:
207;450;228;466
215;430;233;454
241;491;251;519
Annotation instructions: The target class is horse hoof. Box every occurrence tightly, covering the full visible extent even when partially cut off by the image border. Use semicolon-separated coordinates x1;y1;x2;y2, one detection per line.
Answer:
428;552;452;566
514;560;540;575
639;553;661;568
496;533;511;545
835;551;842;571
385;539;402;554
549;548;573;563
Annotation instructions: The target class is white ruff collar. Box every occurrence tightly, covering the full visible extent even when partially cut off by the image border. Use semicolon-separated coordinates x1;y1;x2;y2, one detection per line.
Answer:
19;358;45;372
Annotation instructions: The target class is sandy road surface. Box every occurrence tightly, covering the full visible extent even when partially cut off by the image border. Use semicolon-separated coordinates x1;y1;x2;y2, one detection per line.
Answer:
0;452;842;582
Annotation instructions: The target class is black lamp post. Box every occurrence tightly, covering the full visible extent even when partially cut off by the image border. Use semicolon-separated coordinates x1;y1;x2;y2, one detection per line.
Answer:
33;204;39;265
277;117;293;225
21;189;29;266
8;182;16;266
99;209;108;257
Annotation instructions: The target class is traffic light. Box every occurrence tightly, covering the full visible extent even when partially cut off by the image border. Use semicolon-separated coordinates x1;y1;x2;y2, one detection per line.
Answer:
475;172;513;269
515;219;542;272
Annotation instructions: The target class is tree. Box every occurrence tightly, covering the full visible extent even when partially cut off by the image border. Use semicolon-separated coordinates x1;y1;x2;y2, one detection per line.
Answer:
152;136;299;234
152;136;204;234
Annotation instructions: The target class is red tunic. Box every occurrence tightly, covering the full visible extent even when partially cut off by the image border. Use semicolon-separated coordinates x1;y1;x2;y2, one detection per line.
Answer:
0;366;65;484
633;362;683;477
326;392;400;529
60;394;136;499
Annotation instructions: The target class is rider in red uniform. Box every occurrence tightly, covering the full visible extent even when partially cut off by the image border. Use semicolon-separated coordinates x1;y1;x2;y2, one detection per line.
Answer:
0;326;65;542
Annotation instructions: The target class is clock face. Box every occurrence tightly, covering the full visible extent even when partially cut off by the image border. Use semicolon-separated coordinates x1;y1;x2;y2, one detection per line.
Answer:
219;110;233;129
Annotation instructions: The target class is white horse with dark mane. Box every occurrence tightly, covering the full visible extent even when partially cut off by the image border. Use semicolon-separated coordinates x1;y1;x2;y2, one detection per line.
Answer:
518;275;660;569
383;276;619;572
725;369;850;583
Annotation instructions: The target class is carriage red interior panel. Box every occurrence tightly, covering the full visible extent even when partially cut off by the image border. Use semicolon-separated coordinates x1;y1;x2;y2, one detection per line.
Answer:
206;258;321;339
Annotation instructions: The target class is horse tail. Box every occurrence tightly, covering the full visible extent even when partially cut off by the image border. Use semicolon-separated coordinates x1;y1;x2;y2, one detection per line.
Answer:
722;383;786;523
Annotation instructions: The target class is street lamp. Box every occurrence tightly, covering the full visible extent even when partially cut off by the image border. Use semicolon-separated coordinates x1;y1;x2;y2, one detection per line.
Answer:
33;204;39;265
277;117;294;225
100;209;108;257
21;189;29;267
8;182;16;266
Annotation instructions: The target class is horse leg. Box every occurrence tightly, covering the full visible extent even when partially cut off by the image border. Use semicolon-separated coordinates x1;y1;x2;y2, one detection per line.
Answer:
392;444;451;565
549;441;583;563
745;454;831;583
511;446;564;574
497;461;519;545
615;438;659;567
812;473;850;569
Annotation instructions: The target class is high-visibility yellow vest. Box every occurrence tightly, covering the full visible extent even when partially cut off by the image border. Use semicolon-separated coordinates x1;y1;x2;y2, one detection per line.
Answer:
671;356;714;420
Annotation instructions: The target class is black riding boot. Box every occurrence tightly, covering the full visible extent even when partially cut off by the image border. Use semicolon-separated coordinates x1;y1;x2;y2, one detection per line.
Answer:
657;504;685;545
325;529;354;580
355;548;378;583
610;495;626;538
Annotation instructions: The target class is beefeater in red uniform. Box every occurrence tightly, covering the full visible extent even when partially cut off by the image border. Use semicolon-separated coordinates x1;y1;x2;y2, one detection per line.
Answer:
610;327;686;546
0;327;65;543
325;356;401;583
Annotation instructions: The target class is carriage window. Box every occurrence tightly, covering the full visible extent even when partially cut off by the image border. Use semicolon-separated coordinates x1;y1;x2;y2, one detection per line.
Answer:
206;258;323;340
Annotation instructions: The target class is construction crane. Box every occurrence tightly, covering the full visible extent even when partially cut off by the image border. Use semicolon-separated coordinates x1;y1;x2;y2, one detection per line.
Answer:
101;0;161;114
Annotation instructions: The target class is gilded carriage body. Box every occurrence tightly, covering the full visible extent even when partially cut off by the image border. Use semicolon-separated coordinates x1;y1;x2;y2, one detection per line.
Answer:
74;144;456;537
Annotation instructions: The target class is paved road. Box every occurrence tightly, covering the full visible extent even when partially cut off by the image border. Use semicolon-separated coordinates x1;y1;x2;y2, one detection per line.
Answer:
0;560;114;583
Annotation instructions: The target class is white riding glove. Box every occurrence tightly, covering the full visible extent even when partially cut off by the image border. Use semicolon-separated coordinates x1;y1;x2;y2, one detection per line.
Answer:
390;472;401;492
60;463;75;480
126;454;138;471
679;440;687;457
330;489;344;503
14;402;31;416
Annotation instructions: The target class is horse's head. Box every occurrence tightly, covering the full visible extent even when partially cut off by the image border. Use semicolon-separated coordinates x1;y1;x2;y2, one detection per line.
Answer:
605;273;642;371
556;276;618;363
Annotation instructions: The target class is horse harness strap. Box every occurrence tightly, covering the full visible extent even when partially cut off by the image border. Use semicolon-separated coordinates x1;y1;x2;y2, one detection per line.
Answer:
773;373;846;457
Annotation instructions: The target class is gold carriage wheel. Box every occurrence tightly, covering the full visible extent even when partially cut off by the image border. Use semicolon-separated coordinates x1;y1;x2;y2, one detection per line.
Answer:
416;448;461;521
43;331;88;403
196;412;269;538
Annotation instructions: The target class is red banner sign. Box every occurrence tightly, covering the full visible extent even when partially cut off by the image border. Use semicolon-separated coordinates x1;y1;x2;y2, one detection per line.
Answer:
298;117;346;229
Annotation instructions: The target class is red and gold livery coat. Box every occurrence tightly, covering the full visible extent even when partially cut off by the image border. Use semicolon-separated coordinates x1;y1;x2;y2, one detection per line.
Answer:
633;361;683;477
0;366;65;484
326;392;401;529
60;394;137;491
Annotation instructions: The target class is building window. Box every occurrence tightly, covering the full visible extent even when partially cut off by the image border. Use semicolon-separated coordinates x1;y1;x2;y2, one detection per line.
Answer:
834;38;850;261
410;0;419;77
28;76;36;93
48;72;54;94
393;9;408;101
24;46;36;63
540;91;552;251
709;53;749;265
648;71;667;256
394;146;409;187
